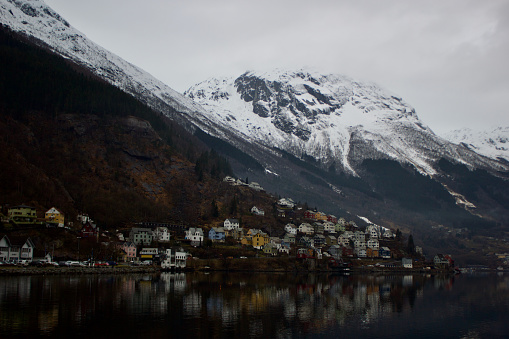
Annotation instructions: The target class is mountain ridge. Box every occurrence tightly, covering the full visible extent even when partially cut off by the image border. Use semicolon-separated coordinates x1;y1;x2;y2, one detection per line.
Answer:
185;69;508;177
2;0;509;254
442;127;509;163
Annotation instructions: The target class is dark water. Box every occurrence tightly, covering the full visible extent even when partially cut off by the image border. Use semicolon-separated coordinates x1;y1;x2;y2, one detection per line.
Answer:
1;272;508;338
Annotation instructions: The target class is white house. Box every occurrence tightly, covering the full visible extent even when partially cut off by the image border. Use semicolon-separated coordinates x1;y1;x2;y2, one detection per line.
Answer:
365;224;380;239
367;238;380;250
298;223;314;235
402;258;413;268
0;235;35;263
153;227;171;242
355;247;367;258
248;182;264;191
161;248;189;269
354;239;366;249
278;198;295;209
382;228;395;238
323;221;336;233
353;231;366;242
223;176;236;184
251;206;265;216
338;234;351;247
185;228;204;244
285;223;298;235
224;219;240;231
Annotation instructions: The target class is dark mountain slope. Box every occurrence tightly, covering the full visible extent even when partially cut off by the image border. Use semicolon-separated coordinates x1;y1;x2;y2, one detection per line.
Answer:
0;25;232;228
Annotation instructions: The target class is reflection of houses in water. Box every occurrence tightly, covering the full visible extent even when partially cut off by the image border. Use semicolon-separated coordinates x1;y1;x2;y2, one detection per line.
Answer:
283;298;297;320
0;276;33;303
221;303;239;325
183;292;202;317
160;272;187;293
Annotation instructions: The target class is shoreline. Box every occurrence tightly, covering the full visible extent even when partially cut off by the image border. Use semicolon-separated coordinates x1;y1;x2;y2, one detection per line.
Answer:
0;264;457;276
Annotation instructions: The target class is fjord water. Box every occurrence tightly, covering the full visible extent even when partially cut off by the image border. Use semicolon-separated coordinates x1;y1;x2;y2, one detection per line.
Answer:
0;272;508;338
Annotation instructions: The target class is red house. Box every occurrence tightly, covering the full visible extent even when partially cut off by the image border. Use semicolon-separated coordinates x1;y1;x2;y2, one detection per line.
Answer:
80;221;98;238
327;215;338;223
304;210;316;220
342;246;354;257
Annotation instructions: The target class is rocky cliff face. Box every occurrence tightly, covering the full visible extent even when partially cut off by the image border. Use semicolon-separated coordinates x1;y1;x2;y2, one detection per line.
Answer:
185;69;508;177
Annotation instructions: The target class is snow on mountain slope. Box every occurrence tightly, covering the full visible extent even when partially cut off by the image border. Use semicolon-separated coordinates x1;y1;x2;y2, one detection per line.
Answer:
0;0;201;116
185;69;508;176
442;127;509;162
2;1;507;181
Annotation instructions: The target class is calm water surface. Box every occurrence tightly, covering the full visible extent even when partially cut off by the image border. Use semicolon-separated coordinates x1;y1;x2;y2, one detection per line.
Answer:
1;272;508;338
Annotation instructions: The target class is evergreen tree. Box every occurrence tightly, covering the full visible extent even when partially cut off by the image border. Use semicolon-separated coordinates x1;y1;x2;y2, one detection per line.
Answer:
407;234;415;255
211;199;219;218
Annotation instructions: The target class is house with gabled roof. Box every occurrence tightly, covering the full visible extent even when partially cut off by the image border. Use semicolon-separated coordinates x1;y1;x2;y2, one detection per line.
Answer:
252;231;269;249
45;207;65;227
153;227;170;243
223;219;240;231
323;221;336;233
118;242;137;262
313;234;326;247
367;238;379;250
283;233;296;245
327;245;342;258
185;228;204;245
130;227;152;245
278;198;295;209
0;235;35;263
325;235;338;246
285;223;297;235
251;206;265;216
209;227;226;242
298;222;314;235
249;182;264;191
263;243;278;256
379;246;391;259
80;220;99;239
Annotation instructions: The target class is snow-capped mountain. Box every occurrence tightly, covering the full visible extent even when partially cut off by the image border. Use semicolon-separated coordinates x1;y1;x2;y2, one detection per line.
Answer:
0;0;203;120
442;127;509;162
3;0;509;231
2;0;506;179
185;69;507;176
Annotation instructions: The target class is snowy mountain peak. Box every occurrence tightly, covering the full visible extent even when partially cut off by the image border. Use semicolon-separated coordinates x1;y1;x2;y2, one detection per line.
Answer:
442;127;509;162
185;68;455;175
187;68;419;132
0;0;202;115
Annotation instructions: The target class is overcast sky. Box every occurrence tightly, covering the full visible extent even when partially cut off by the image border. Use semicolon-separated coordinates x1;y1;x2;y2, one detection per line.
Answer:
44;0;509;135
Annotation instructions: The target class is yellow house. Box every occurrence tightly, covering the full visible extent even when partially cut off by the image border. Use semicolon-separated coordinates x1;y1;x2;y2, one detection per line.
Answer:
8;205;37;224
315;212;327;221
240;236;252;246
252;232;269;249
45;207;65;227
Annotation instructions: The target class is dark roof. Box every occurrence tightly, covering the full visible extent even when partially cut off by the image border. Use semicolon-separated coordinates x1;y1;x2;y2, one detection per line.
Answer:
10;205;36;209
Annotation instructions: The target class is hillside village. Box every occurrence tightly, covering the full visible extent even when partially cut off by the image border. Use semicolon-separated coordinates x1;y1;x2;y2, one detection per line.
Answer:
0;176;472;272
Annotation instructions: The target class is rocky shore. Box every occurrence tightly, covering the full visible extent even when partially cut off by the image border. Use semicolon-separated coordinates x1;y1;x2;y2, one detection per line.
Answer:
0;266;161;275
